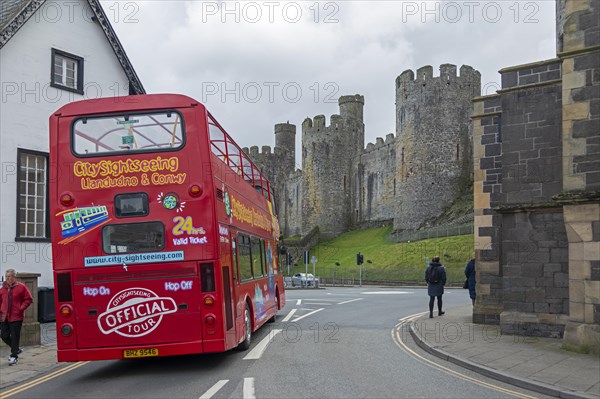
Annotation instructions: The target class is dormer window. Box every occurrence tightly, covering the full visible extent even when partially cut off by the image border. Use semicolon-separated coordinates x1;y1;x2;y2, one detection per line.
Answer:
51;48;84;94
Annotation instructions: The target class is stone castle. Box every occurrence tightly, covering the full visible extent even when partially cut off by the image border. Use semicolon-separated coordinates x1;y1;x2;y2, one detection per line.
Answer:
245;64;481;240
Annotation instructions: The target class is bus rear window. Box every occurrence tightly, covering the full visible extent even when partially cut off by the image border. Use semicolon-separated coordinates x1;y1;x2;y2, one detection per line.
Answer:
72;111;184;156
102;222;165;254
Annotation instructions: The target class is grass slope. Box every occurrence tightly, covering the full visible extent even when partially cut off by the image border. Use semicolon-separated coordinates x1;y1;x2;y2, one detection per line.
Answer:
288;226;474;284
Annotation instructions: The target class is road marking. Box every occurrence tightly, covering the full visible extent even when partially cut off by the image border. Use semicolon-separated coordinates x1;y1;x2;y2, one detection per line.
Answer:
0;361;89;398
281;308;297;322
302;298;340;301
244;329;282;360
303;302;333;305
243;377;255;399
392;314;536;399
337;298;363;305
292;308;323;322
296;299;302;305
199;380;229;399
362;291;412;295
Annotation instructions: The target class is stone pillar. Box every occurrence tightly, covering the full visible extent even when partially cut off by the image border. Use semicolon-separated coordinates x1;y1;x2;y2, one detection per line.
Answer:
471;95;503;324
557;0;600;354
561;202;600;353
16;272;41;346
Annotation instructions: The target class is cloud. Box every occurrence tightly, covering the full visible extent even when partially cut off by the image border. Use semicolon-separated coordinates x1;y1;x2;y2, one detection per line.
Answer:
102;0;556;165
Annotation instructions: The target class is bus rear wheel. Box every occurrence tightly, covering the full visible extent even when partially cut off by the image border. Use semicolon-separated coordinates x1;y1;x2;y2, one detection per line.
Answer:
238;306;252;351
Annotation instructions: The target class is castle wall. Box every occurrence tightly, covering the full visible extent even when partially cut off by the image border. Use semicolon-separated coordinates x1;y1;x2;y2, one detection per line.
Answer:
353;134;398;224
394;65;480;230
281;171;303;237
472;0;599;351
475;58;574;339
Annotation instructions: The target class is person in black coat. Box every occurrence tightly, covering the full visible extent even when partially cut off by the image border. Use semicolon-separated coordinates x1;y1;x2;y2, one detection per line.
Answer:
425;256;447;318
464;258;476;305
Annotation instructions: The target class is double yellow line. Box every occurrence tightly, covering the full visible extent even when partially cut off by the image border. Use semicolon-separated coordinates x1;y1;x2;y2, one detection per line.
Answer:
392;313;538;399
0;361;89;399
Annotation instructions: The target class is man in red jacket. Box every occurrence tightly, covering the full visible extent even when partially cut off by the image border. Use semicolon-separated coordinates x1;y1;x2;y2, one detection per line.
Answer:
0;268;33;366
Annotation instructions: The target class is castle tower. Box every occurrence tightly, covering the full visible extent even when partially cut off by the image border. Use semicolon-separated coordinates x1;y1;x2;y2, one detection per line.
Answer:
301;95;365;239
394;64;481;230
241;123;297;237
274;122;296;174
339;94;366;161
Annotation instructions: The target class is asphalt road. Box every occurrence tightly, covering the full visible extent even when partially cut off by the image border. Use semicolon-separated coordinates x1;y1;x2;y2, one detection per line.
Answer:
6;287;549;399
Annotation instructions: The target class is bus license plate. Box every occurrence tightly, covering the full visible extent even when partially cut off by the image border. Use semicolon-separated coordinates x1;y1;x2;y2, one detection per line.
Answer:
123;348;158;358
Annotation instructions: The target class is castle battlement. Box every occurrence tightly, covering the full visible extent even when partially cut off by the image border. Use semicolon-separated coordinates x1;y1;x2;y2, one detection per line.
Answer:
363;133;395;153
302;114;345;132
396;64;480;87
301;94;365;135
339;94;364;106
274;122;295;134
243;145;275;157
313;115;326;128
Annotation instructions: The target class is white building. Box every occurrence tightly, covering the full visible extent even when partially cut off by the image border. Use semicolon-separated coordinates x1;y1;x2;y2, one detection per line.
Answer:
1;0;144;286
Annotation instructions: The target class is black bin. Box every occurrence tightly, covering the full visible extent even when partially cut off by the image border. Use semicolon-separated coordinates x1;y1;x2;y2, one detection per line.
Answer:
38;287;56;323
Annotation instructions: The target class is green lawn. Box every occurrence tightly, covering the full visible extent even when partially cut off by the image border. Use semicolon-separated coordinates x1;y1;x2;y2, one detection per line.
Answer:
286;226;474;284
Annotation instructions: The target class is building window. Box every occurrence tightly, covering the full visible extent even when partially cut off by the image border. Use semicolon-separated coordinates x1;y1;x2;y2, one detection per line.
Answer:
51;48;84;94
16;149;49;241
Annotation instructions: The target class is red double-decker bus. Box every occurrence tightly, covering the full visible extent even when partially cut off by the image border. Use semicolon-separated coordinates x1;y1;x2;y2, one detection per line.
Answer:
49;94;285;361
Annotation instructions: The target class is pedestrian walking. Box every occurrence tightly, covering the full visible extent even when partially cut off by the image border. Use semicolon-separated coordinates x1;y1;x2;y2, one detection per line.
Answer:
0;268;33;366
425;256;446;318
464;258;476;305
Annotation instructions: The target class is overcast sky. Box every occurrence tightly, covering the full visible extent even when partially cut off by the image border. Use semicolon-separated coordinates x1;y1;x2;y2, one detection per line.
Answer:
101;0;556;168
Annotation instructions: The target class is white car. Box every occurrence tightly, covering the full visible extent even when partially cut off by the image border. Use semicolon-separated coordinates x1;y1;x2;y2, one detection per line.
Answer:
291;273;319;287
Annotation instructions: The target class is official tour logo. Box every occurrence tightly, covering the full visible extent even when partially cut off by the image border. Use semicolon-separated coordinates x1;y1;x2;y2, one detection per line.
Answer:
97;288;177;337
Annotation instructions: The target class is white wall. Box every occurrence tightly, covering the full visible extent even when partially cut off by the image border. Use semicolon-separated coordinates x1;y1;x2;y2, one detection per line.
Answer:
1;0;132;286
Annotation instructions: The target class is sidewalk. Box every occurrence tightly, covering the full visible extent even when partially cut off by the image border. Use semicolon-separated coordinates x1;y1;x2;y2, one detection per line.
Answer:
0;323;60;390
409;305;600;399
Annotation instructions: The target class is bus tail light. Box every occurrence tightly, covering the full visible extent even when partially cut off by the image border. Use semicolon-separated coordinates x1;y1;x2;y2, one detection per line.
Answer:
60;192;74;206
61;324;73;336
205;314;216;326
189;184;203;197
203;295;215;307
60;304;73;317
200;263;215;292
56;272;73;302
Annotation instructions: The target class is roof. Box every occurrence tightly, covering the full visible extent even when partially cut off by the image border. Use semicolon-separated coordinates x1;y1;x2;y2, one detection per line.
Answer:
0;0;145;94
